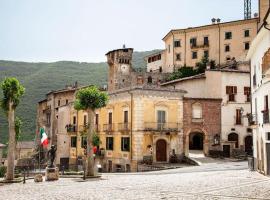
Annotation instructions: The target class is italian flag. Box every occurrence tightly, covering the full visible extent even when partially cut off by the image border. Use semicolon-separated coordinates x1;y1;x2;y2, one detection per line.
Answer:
40;127;48;147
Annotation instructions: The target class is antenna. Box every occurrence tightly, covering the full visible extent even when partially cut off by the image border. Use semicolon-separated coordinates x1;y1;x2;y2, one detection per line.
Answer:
244;0;252;19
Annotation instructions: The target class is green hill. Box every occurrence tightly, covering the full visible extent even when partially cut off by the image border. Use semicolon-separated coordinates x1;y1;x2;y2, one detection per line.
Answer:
0;50;160;144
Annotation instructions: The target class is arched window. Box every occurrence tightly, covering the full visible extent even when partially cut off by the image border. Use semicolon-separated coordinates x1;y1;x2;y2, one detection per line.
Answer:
228;132;239;148
147;76;153;84
192;103;202;119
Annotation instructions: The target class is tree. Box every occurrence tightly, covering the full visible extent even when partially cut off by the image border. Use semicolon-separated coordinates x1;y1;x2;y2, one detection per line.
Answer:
0;77;25;181
15;117;22;142
74;86;108;177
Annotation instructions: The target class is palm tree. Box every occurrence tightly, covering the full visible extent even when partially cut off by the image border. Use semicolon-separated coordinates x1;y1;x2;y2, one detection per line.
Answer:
0;77;25;181
74;86;108;177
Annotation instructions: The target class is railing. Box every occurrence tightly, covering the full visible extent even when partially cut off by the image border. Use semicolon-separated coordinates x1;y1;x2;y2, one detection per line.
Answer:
79;124;101;133
66;124;77;133
144;122;180;132
103;124;114;132
118;123;131;132
263;110;270;124
190;42;209;49
247;113;258;127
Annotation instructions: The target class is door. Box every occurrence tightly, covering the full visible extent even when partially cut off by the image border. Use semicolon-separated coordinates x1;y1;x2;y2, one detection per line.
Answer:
156;139;167;162
108;160;113;172
223;145;230;157
245;136;253;156
266;143;270;175
60;157;69;170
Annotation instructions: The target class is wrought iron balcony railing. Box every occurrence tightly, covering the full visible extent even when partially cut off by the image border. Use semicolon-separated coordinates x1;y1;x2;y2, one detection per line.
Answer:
66;124;77;133
144;122;180;132
247;113;258;127
118;123;131;132
79;124;101;133
103;124;114;132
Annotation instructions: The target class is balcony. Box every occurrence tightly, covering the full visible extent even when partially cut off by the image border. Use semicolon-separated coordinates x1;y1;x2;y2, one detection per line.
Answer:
247;113;258;127
118;123;131;132
66;124;77;133
262;110;270;124
103;124;114;132
190;42;209;49
79;124;101;133
144;122;180;132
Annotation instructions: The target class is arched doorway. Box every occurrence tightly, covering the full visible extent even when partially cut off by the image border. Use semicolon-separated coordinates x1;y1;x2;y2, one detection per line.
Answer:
228;132;239;148
245;135;253;156
189;132;204;150
156;139;167;162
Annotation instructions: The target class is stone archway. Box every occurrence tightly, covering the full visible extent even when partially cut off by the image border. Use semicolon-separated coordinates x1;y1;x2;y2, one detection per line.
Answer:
189;132;204;150
245;135;253;156
228;132;239;148
156;139;167;162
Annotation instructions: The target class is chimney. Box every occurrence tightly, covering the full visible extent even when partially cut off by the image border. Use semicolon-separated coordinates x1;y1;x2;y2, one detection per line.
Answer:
211;18;216;24
216;18;221;23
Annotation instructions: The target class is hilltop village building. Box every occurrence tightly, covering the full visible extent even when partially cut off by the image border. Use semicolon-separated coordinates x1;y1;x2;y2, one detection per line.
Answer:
247;0;270;176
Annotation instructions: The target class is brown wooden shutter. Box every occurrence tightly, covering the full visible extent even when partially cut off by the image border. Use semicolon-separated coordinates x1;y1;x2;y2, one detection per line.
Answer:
226;86;230;94
233;86;237;94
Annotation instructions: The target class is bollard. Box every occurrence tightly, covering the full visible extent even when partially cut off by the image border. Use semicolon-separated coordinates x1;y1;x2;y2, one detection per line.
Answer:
23;169;26;184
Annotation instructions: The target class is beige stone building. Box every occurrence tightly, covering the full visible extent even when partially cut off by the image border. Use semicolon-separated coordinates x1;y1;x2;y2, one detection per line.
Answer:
16;141;35;160
146;18;258;73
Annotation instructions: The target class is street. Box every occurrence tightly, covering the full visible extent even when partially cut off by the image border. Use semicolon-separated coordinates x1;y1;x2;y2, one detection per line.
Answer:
1;160;270;200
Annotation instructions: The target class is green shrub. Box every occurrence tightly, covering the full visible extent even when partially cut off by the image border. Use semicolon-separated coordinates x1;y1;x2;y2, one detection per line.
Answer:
0;166;7;178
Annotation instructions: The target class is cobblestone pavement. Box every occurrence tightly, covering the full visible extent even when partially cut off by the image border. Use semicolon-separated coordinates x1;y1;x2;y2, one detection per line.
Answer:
1;161;270;200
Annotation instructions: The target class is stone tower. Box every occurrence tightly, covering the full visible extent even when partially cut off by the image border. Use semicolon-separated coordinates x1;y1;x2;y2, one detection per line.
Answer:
106;46;133;92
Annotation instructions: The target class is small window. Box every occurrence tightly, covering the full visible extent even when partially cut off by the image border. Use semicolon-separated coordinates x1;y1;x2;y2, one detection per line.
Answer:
58;100;61;107
176;53;181;61
204;50;209;58
225;32;232;40
192;51;197;59
106;137;114;150
244;87;251;102
204;36;209;46
121;137;130;152
83;115;87;126
95;114;99;125
124;111;128;123
71;136;77;148
81;136;87;148
226;86;237;102
225;45;230;52
245;42;250;50
190;37;197;47
66;99;68;105
174;40;181;47
159;66;163;73
147;76;153;84
244;30;250;37
236;109;242;125
267;132;270;141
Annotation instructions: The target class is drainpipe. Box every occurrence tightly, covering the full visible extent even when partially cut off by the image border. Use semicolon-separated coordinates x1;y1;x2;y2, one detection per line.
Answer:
184;30;187;66
172;32;175;71
218;24;221;66
128;91;133;161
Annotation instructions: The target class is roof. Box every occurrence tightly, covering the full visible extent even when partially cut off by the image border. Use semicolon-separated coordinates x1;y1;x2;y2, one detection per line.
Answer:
108;85;187;95
144;50;165;60
163;18;258;41
105;48;133;56
16;141;35;149
0;143;6;148
206;68;250;74
161;73;206;86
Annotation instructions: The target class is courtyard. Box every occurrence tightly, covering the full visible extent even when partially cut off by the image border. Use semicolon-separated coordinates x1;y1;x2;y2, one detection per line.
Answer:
1;160;270;200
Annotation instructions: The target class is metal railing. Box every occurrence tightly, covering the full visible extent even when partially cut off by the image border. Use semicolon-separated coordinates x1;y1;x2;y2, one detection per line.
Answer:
247;113;258;127
79;124;101;133
118;123;131;132
144;122;180;132
66;124;77;133
103;124;114;132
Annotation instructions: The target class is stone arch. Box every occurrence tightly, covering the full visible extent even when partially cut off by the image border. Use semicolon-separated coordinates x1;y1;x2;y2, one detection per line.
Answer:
228;132;239;148
262;48;270;74
185;128;208;156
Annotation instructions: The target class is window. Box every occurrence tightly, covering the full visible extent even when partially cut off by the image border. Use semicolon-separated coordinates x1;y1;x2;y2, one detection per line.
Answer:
108;112;112;124
263;95;269;124
73;116;76;125
267;132;270;141
245;42;250;50
244;30;250;37
204;50;209;58
192;51;197;59
226;86;237;102
106;137;114;150
71;136;77;148
121;137;130;151
81;136;87;148
124;111;128;123
147;76;153;84
66;99;68;105
225;32;232;40
204;36;209;46
244;87;251;102
176;53;181;61
190;38;197;47
83;115;87;126
226;56;231;61
174;40;181;47
58;100;61;107
46;113;51;125
225;45;230;52
236;109;242;125
192;103;202;119
159;66;163;73
157;110;166;123
95;114;99;125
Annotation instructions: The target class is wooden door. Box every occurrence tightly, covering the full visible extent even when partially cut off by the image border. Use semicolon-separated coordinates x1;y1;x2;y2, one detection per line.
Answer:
108;160;112;172
245;136;253;156
223;145;230;157
156;140;167;162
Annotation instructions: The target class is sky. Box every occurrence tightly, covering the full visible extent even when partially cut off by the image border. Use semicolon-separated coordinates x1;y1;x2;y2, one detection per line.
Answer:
0;0;258;63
